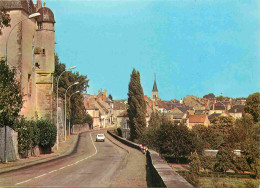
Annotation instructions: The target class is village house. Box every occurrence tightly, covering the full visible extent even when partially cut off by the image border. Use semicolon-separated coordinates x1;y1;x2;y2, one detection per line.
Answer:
187;114;210;129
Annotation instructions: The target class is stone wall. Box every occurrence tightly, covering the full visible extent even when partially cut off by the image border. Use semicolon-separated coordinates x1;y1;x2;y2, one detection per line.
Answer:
72;124;90;133
0;126;19;162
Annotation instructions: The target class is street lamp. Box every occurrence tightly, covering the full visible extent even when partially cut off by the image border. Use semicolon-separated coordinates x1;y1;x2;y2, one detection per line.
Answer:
4;12;40;163
56;66;76;150
64;82;79;141
68;91;80;136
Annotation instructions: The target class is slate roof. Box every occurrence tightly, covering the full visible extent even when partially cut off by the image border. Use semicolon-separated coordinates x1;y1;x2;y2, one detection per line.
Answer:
113;100;127;110
171;113;185;119
0;0;36;14
228;105;244;113
208;113;222;119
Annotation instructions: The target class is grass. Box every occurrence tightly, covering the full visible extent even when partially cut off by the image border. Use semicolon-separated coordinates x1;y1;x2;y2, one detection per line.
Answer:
199;177;260;188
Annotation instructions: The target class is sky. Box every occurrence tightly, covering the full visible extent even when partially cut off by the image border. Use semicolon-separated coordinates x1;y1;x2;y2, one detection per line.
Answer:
46;0;260;100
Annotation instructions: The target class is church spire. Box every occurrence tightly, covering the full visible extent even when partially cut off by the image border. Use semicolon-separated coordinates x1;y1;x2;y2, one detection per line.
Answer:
152;73;158;92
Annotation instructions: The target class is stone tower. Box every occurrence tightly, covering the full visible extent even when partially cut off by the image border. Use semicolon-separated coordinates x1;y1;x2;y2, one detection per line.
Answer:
152;73;158;101
34;3;55;119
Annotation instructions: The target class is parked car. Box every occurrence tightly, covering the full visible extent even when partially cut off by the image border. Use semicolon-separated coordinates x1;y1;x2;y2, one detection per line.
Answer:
96;134;105;142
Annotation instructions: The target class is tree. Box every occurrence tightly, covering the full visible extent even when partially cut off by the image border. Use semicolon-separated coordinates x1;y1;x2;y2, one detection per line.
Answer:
214;145;236;173
149;111;161;127
127;69;146;141
53;54;89;126
0;61;23;129
108;94;113;101
203;93;215;99
0;7;10;34
189;151;201;175
200;155;213;171
157;120;202;161
85;114;93;129
244;92;260;122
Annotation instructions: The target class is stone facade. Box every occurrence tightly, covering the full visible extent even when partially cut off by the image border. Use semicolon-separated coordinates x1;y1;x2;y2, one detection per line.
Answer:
0;0;55;120
0;126;19;162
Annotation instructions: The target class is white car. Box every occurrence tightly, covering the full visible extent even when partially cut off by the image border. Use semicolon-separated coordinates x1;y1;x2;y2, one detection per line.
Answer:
96;134;105;142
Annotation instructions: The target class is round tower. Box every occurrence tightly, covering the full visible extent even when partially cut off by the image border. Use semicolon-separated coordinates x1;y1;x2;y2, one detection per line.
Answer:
34;5;55;119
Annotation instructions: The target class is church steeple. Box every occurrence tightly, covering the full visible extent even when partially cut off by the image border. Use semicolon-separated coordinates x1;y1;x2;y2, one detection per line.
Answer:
152;73;158;101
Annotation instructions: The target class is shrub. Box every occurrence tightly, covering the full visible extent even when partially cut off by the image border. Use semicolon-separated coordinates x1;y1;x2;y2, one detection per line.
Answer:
28;120;40;147
189;151;201;175
117;128;122;137
37;119;57;151
184;172;200;187
16;118;33;156
243;180;258;188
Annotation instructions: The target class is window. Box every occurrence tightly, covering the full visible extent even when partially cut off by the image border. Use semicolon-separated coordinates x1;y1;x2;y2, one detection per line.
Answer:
42;49;45;55
37;22;42;30
28;74;32;96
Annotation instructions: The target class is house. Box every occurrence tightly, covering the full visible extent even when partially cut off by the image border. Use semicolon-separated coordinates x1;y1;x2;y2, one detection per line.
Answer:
228;105;244;119
116;111;130;139
208;111;230;123
167;113;187;125
187;114;210;129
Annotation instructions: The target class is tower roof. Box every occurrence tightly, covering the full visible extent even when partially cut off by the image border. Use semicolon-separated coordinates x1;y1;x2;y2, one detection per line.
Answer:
152;80;158;92
37;7;55;23
152;73;158;92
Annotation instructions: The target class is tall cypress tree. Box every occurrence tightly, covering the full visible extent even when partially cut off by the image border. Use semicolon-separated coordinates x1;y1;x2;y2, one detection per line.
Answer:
127;69;147;141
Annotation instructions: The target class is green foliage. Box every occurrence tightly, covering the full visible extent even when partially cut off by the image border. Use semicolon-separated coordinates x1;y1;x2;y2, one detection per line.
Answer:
203;93;215;99
244;92;260;123
149;111;161;127
200;155;214;171
214;145;236;173
108;94;113;101
234;156;250;173
117;128;122;137
184;171;200;187
29;120;40;147
189;151;201;175
37;119;57;149
16;118;33;156
85;114;93;129
210;116;235;149
127;69;146;141
140;119;202;161
0;61;23;129
243;180;258;188
54;54;89;126
0;7;10;34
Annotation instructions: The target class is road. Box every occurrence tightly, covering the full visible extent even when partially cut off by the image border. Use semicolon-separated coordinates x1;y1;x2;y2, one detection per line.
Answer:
0;131;143;187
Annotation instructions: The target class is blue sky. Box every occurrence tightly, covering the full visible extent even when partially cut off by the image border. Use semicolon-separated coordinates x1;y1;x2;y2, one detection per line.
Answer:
46;0;260;100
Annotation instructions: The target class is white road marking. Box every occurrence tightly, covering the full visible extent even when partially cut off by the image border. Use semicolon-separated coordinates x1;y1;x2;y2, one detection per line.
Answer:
34;173;47;179
15;133;98;186
15;179;32;185
48;169;57;174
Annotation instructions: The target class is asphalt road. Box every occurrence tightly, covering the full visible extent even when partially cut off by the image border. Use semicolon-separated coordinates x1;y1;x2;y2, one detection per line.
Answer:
0;131;129;187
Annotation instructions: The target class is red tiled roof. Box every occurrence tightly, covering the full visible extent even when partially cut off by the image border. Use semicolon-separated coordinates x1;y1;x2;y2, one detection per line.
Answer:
189;114;207;123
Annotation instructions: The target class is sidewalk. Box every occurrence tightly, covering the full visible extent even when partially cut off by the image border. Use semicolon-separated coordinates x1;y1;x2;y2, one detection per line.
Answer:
0;132;81;174
105;133;147;187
